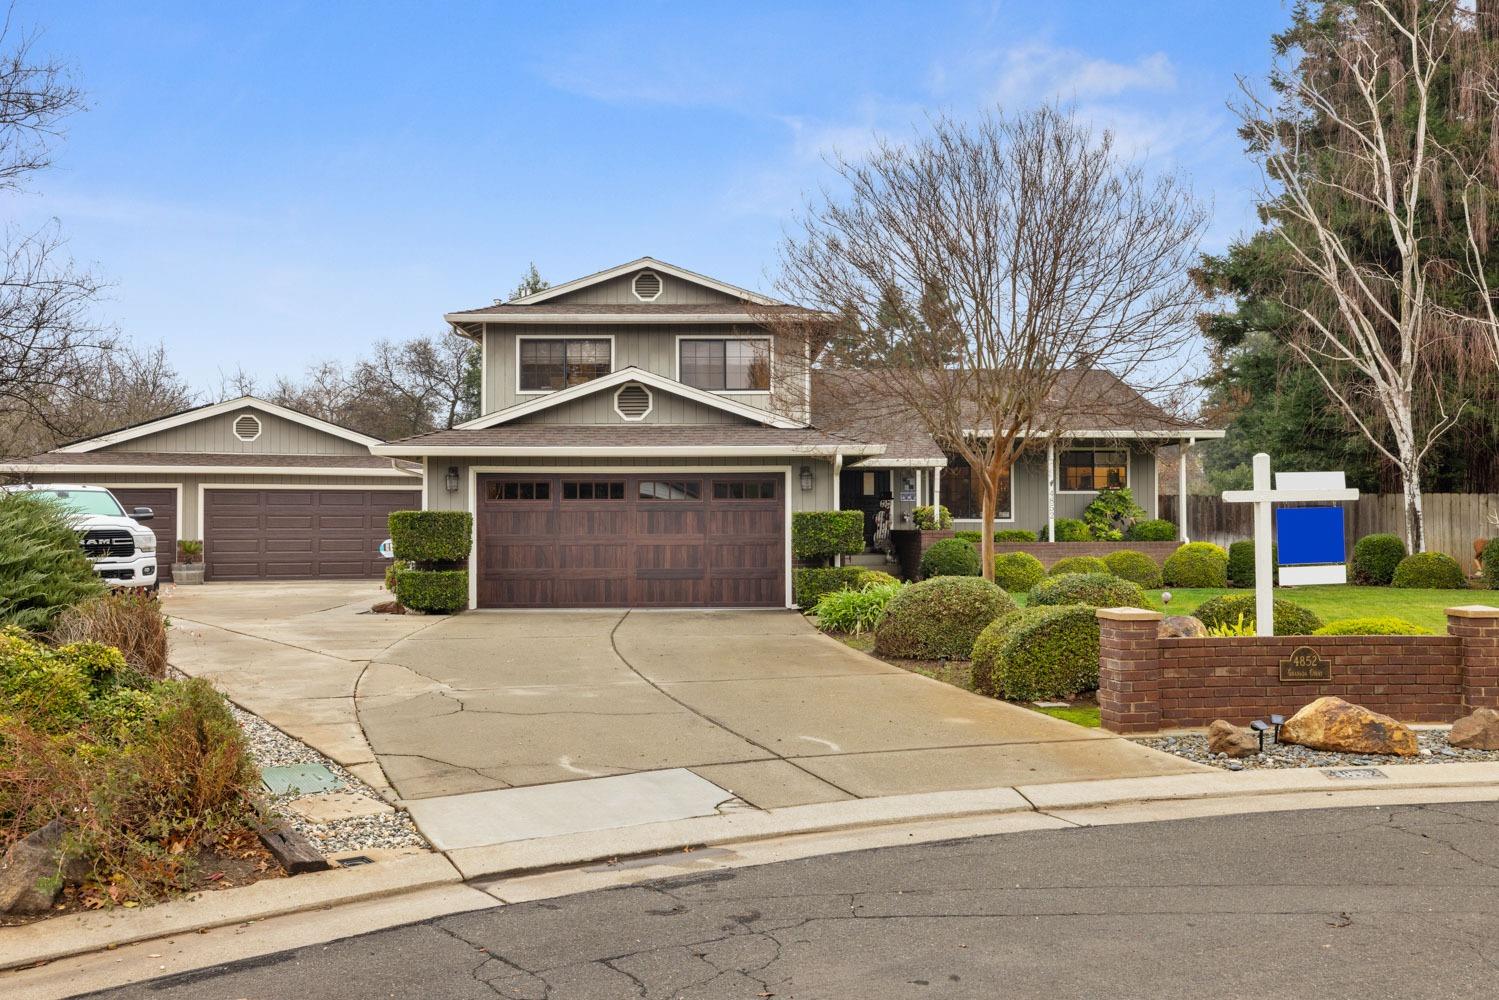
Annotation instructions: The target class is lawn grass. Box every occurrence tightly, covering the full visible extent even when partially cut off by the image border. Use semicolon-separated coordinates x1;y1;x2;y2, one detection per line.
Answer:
1031;704;1101;728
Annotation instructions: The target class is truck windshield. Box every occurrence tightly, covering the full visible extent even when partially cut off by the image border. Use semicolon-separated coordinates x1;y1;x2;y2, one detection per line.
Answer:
36;489;125;517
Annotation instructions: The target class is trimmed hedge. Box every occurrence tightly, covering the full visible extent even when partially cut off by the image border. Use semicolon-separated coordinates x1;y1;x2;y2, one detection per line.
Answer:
971;607;1040;696
1227;540;1256;589
793;566;863;608
874;576;1015;660
1047;555;1108;577
392;568;469;614
1162;541;1229;588
1352;533;1406;585
389;511;473;565
1052;518;1091;541
1392;551;1466;589
912;505;953;530
792;510;865;564
853;568;900;589
986;604;1101;700
993;552;1046;593
1483;537;1499;590
1126;518;1177;541
1028;572;1150;610
954;528;1037;544
1193;593;1323;635
1103;549;1163;589
1314;616;1431;636
920;537;982;578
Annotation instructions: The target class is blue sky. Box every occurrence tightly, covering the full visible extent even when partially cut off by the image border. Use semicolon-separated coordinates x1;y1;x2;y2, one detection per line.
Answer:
9;1;1289;387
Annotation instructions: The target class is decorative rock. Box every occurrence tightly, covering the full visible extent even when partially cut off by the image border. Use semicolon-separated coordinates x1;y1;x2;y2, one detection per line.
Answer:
0;819;84;914
1206;719;1259;758
1159;615;1208;639
1278;697;1419;757
1448;708;1499;751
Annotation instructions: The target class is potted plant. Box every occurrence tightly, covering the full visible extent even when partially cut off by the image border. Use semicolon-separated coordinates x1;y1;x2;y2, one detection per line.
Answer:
173;540;205;585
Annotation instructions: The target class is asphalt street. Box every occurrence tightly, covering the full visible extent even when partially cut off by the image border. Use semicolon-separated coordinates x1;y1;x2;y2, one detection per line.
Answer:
80;801;1499;999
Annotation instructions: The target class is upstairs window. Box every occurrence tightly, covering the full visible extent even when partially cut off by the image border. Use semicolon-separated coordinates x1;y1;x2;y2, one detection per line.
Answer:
679;338;770;391
518;338;611;392
1059;449;1128;491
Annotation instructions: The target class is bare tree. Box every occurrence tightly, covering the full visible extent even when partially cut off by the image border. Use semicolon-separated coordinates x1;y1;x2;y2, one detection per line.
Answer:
357;334;473;432
766;106;1206;580
1236;0;1483;551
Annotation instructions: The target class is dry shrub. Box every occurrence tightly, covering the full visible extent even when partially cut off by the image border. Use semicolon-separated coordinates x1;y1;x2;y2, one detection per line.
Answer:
51;592;169;679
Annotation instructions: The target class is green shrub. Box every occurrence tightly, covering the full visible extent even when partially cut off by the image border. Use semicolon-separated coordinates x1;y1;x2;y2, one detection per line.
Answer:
384;561;403;593
1482;538;1499;590
51;592;169;680
874;577;1015;660
1193;593;1323;635
1162;541;1229;588
920;537;982;578
793;567;863;608
993;552;1046;593
791;510;865;565
0;629;92;732
813;582;904;635
955;528;1037;543
1352;533;1406;585
1392;551;1466;589
990;604;1102;700
1029;572;1150;610
970;606;1043;696
1103;549;1163;589
1081;487;1145;541
1047;555;1109;577
0;492;107;631
1314;616;1431;636
1126;518;1177;541
1227;540;1256;588
1051;518;1091;541
853;569;900;589
912;505;953;530
388;511;473;565
392;568;469;613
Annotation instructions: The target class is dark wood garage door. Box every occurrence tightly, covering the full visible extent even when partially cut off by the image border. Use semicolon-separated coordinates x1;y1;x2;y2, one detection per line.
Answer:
477;473;785;608
204;489;420;581
108;487;178;581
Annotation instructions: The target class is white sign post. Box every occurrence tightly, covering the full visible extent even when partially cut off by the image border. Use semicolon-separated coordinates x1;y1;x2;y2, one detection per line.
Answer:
1221;453;1359;637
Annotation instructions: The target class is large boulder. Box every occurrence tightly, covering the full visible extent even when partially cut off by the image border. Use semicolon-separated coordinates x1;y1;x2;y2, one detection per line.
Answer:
1448;708;1499;751
1159;615;1207;639
1207;719;1259;758
1278;697;1418;757
0;819;76;915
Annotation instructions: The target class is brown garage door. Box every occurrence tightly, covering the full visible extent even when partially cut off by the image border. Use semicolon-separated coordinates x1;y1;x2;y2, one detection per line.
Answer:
108;487;177;582
477;473;785;608
204;489;420;581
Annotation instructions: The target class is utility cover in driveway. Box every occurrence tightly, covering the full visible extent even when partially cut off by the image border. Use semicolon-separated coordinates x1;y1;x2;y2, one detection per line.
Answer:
402;769;734;851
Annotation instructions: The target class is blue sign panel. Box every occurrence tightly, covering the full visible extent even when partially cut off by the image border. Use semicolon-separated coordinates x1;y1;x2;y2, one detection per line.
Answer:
1275;506;1346;566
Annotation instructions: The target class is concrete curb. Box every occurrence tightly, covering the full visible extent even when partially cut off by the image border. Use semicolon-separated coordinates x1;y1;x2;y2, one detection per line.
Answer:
0;852;461;973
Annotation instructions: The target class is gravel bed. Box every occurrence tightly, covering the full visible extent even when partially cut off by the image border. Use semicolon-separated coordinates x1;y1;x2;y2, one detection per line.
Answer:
1134;728;1499;771
227;702;429;855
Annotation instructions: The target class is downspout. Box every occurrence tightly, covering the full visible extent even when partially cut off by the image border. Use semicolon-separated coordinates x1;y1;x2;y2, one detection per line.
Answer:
1046;439;1056;543
832;451;844;567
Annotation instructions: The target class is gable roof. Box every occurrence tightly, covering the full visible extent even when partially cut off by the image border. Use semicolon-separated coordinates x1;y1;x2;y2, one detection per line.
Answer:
455;366;806;431
508;257;780;307
53;396;385;454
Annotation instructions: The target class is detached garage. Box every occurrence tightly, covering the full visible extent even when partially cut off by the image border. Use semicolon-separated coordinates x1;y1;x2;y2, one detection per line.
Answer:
1;397;421;582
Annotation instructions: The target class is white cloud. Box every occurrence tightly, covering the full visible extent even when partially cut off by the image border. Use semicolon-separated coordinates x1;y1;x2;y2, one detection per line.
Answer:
993;43;1177;104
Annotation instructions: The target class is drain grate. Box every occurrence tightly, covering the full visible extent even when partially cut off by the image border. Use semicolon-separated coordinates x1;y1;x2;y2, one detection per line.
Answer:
337;855;374;868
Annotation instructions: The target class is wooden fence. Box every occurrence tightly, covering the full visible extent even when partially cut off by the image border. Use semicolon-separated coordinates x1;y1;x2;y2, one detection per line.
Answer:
1160;493;1499;572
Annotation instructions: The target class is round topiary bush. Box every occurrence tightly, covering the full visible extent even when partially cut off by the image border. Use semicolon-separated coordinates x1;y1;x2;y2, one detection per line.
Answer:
1126;518;1177;541
1047;555;1108;577
1226;540;1256;588
1391;551;1466;589
1162;541;1229;588
1052;518;1091;541
919;537;982;579
1351;533;1407;585
993;552;1046;593
1313;616;1431;636
1028;572;1150;610
1192;593;1323;635
853;568;900;589
1103;549;1162;589
970;606;1043;696
873;576;1016;661
989;604;1102;700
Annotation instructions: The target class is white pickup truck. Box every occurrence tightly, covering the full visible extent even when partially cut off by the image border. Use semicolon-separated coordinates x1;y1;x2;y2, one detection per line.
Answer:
2;483;160;591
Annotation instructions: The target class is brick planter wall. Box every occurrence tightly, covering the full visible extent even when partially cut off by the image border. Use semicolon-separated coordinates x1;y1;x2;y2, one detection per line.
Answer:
891;529;954;581
1096;605;1499;734
993;540;1181;568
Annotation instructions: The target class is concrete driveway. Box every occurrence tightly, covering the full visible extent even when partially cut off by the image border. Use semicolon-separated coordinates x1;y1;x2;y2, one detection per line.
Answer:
166;583;1199;823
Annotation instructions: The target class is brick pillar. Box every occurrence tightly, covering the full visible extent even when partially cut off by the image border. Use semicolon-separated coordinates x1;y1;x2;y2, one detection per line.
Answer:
1096;607;1164;734
1448;605;1499;710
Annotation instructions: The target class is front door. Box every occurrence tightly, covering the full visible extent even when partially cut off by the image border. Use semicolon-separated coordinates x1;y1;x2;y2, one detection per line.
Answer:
839;469;890;547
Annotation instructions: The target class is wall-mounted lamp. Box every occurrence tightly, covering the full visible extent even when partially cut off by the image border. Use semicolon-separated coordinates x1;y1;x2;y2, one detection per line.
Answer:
799;465;814;492
445;466;460;493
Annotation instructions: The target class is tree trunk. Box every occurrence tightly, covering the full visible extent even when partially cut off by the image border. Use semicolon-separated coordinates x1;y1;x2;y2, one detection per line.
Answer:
1400;462;1427;554
978;488;996;583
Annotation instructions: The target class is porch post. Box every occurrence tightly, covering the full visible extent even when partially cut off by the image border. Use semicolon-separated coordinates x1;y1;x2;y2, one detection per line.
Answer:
933;465;942;510
1179;436;1192;543
1046;439;1056;543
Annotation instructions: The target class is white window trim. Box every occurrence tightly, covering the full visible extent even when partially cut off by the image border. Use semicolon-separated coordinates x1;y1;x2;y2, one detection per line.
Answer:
673;335;773;396
232;413;263;443
1055;447;1132;495
631;270;663;302
612;382;654;422
514;334;616;397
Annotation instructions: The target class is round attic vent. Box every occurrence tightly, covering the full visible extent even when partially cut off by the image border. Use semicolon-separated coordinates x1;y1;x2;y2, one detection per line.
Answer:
232;413;262;442
632;270;663;301
614;383;653;421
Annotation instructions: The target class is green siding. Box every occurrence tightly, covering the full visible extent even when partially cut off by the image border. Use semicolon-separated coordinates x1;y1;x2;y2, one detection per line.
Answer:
98;408;371;456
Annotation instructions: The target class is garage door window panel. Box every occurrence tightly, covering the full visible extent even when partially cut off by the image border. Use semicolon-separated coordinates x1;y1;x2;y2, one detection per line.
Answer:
712;479;777;500
486;481;551;501
638;480;702;501
561;480;626;501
